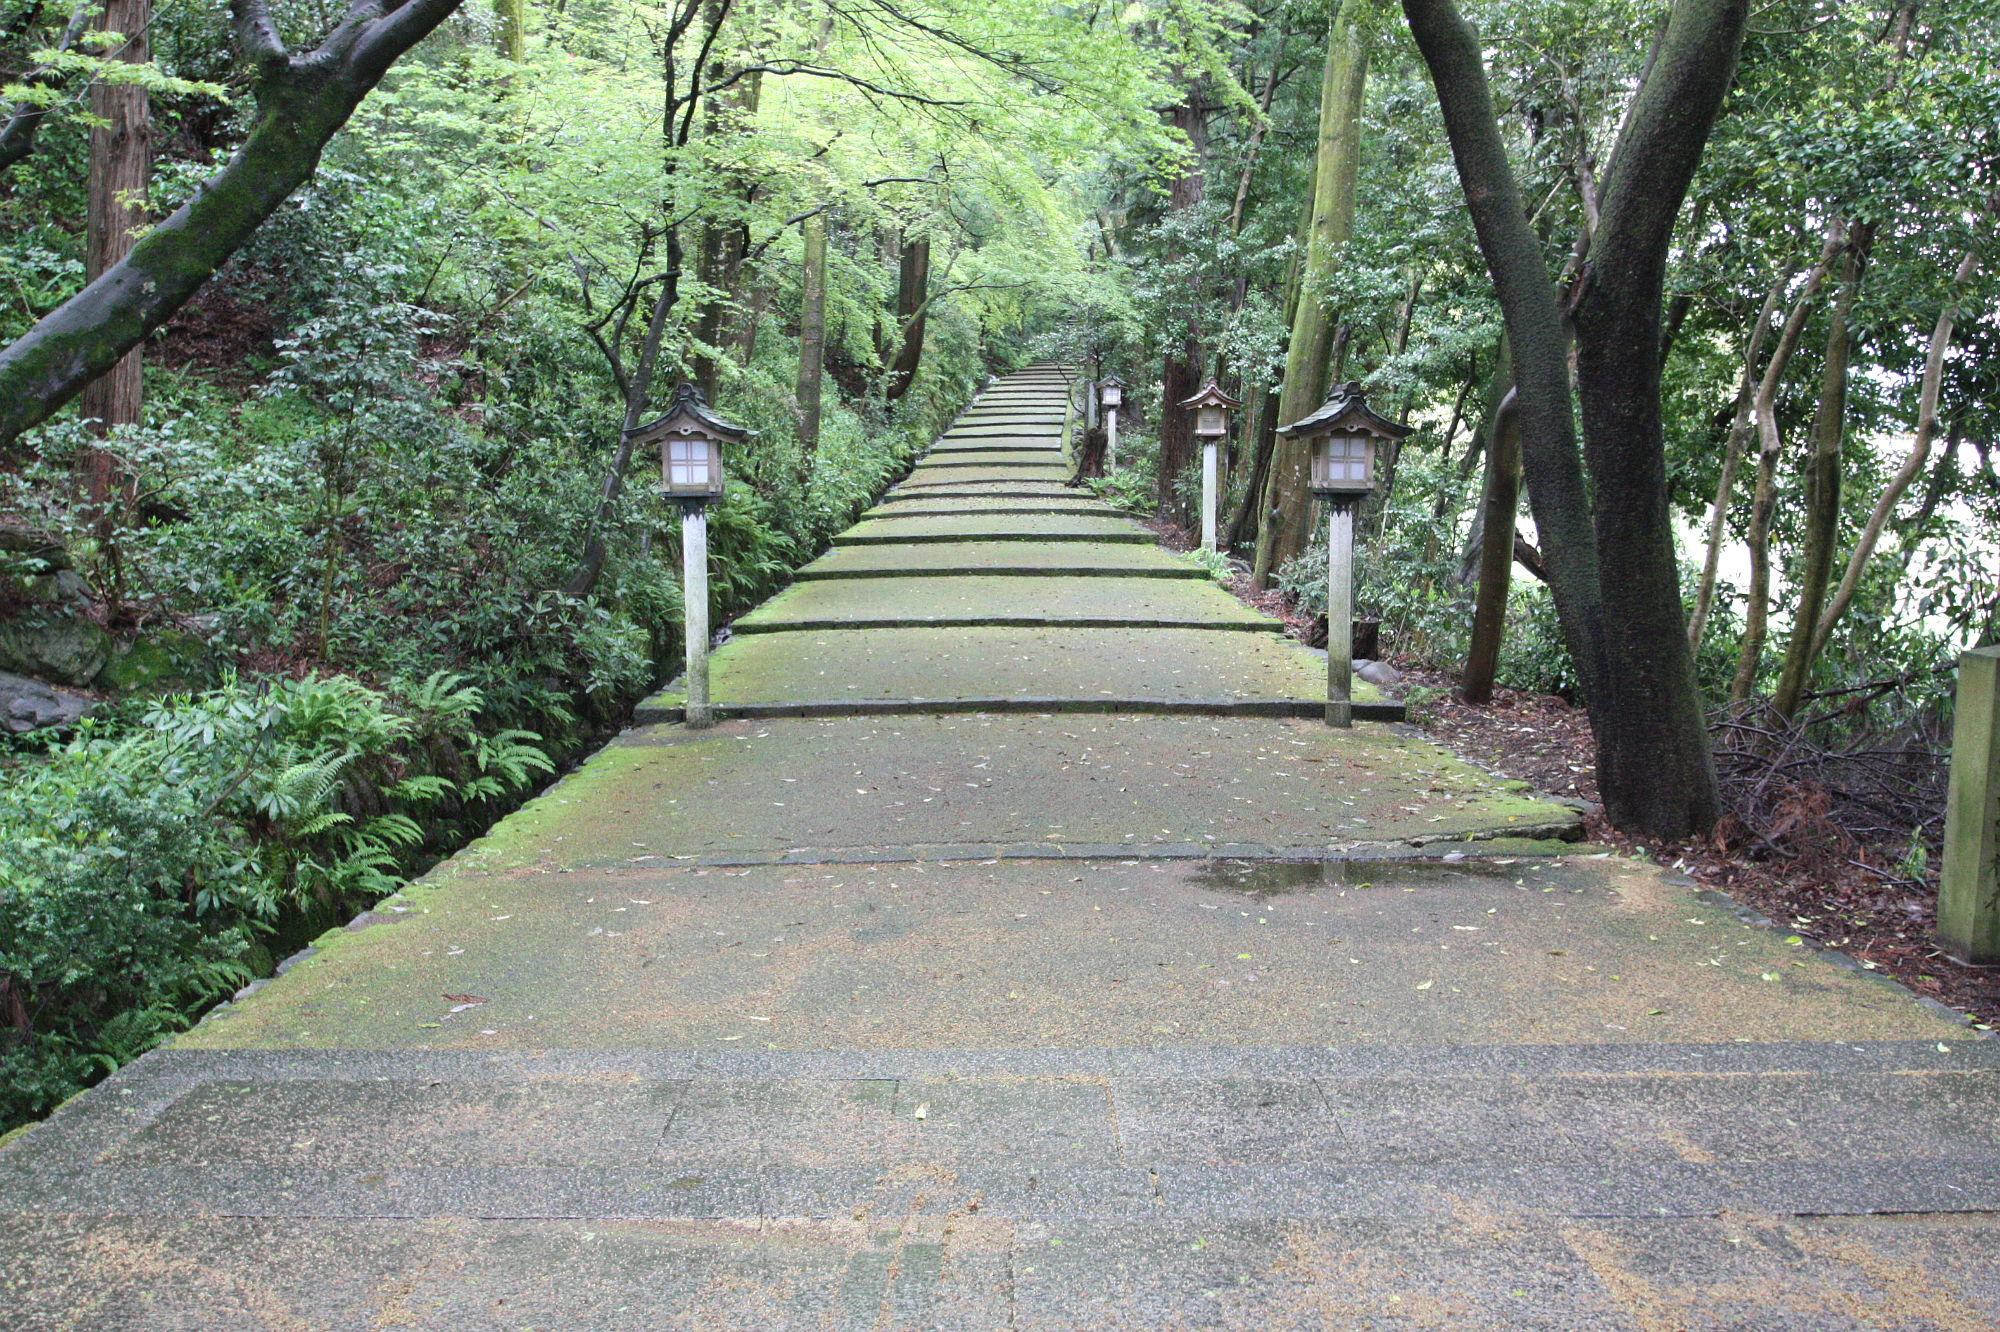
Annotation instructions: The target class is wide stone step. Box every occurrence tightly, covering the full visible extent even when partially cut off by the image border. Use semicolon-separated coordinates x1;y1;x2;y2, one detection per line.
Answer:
734;575;1276;634
836;519;1146;546
912;452;1065;469
662;624;1367;706
10;1044;1999;1224
889;467;1072;488
796;541;1205;579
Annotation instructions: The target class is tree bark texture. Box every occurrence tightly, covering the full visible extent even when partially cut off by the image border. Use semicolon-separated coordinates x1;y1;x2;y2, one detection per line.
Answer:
1461;387;1521;704
795;210;828;474
1401;0;1607;705
1253;4;1366;585
75;0;151;519
0;0;470;453
1407;0;1747;839
1566;0;1747;835
884;234;928;402
1771;224;1872;719
496;0;526;59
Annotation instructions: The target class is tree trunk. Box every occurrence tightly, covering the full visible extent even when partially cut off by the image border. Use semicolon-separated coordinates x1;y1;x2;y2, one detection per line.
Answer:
1806;244;1977;669
884;234;928;402
1453;339;1514;585
1402;0;1607;702
689;51;757;400
74;0;151;544
1156;88;1208;525
1408;0;1746;840
795;210;828;477
0;0;470;453
1462;387;1521;703
1687;267;1789;649
564;228;682;600
1771;223;1872;719
1566;0;1747;837
1730;223;1841;701
1253;2;1367;586
496;0;525;58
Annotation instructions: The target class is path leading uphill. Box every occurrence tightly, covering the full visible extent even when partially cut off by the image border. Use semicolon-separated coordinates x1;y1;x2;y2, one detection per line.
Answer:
4;366;1997;1330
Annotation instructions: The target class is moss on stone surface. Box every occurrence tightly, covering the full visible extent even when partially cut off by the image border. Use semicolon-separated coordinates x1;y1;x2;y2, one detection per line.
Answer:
177;850;1960;1052
733;574;1273;629
799;541;1195;576
674;624;1358;705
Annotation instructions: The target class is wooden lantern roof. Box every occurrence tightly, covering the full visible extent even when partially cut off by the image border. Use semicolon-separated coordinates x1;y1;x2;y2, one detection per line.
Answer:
1276;381;1412;440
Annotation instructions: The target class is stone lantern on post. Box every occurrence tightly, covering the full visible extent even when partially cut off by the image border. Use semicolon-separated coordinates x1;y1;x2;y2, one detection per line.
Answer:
1180;377;1241;553
1098;375;1127;471
1278;381;1412;727
630;382;754;729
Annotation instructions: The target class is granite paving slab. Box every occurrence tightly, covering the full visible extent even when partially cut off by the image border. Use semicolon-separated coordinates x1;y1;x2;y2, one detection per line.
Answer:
159;858;1955;1051
378;713;1525;868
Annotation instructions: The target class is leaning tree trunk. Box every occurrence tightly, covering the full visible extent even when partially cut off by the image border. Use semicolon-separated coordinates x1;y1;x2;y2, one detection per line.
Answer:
795;210;828;481
74;0;151;548
0;0;469;454
884;234;928;402
1253;2;1367;587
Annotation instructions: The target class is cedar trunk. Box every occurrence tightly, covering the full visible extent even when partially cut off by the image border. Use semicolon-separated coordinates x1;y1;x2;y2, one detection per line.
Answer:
1253;5;1367;586
75;0;151;527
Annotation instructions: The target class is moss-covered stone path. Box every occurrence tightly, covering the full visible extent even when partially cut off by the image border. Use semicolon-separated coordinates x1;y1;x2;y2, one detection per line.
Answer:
5;366;1998;1328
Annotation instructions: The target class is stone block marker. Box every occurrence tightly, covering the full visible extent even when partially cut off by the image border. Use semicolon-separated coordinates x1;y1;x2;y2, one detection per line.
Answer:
1938;644;2000;966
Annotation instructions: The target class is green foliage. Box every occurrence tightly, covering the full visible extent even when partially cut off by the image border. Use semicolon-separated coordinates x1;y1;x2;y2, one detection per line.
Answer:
0;671;552;1130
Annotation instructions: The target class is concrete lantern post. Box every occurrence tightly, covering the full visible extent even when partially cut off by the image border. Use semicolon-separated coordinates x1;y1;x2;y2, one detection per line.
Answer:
1180;377;1241;553
628;383;754;729
1938;645;2000;966
1099;375;1127;472
1278;381;1412;728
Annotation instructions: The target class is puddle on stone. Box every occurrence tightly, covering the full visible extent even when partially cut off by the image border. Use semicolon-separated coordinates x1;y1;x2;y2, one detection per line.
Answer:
1183;859;1515;900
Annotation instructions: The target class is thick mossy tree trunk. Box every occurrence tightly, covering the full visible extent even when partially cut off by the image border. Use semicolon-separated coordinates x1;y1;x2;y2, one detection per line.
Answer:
496;0;525;59
74;0;151;547
1253;2;1367;588
795;210;828;477
884;234;928;403
1405;0;1746;840
0;0;469;453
